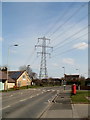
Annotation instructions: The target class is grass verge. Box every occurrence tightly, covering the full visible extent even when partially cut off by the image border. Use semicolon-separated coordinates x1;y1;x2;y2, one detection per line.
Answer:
71;90;90;104
1;84;61;92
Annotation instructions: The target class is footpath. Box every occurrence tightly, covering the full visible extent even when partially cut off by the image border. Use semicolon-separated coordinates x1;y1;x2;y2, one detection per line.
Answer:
40;87;89;120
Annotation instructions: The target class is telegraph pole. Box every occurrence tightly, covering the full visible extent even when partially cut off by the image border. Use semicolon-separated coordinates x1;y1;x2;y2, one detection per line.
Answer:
35;36;53;80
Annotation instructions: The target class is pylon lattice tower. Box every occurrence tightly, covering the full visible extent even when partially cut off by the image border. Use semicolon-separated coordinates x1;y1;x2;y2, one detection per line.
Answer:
35;36;53;80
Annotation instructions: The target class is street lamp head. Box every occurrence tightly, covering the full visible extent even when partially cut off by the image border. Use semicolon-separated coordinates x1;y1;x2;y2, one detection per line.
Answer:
27;65;30;67
76;69;79;71
14;44;18;46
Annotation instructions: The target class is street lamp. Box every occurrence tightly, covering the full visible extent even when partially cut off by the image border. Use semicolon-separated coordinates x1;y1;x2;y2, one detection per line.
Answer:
62;67;65;76
7;44;19;91
82;73;87;78
62;67;65;85
76;68;80;77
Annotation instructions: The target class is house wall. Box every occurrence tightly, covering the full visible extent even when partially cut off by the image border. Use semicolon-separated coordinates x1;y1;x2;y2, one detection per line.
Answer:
17;71;32;87
0;81;4;90
0;80;8;91
8;83;15;88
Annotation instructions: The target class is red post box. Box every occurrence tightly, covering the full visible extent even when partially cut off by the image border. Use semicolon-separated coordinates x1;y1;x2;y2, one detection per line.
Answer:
72;84;76;95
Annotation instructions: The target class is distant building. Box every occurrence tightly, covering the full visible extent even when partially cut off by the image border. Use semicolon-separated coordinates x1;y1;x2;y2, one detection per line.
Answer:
85;78;90;86
42;78;62;85
64;74;79;81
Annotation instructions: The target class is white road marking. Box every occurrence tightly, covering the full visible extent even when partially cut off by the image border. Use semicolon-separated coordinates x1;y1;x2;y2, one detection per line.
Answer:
43;90;46;92
10;95;13;97
52;90;55;92
31;96;34;98
33;89;36;90
47;90;50;92
20;99;27;101
0;105;11;110
48;99;51;103
29;96;32;98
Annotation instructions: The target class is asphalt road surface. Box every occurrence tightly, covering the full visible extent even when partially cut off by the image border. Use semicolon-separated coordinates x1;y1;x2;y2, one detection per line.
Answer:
1;86;65;119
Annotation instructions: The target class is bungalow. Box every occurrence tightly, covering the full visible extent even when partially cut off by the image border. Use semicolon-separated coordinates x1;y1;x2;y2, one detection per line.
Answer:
64;74;79;81
0;71;15;90
8;71;32;87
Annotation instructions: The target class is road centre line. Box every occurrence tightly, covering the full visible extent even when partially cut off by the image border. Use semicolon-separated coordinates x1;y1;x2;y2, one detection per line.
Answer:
20;98;27;102
0;105;11;110
10;95;13;97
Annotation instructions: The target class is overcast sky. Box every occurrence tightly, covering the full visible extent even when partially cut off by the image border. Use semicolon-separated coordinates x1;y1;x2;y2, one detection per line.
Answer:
1;2;88;78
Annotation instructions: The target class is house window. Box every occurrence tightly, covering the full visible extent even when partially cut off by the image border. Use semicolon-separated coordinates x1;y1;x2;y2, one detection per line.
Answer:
22;75;26;80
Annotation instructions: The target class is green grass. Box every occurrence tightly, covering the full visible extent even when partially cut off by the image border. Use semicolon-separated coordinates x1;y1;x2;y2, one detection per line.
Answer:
71;90;90;104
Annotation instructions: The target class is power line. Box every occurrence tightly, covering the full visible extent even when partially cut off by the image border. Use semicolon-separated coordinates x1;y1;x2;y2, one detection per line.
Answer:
51;43;88;58
49;3;87;38
25;48;35;65
53;32;88;53
25;40;40;65
53;25;87;49
44;2;74;37
51;14;87;45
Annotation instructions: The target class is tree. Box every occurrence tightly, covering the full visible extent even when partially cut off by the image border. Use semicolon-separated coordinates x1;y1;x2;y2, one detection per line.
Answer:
19;65;37;80
0;66;8;71
19;65;27;71
79;76;86;86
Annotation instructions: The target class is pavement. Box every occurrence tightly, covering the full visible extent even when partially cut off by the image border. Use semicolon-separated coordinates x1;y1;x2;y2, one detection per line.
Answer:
40;87;89;119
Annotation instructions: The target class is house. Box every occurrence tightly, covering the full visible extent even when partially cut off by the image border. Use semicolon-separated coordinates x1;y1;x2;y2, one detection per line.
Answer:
41;78;62;85
85;78;90;86
0;71;15;90
64;74;79;81
8;71;32;87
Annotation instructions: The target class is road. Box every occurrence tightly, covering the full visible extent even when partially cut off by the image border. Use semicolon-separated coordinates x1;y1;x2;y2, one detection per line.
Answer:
1;86;64;118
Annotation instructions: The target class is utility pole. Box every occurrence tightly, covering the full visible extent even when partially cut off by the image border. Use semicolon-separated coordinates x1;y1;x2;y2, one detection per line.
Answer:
35;36;53;80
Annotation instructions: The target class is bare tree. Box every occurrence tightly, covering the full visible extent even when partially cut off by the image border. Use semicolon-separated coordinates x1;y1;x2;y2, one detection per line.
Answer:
19;65;27;71
0;65;8;71
19;65;37;80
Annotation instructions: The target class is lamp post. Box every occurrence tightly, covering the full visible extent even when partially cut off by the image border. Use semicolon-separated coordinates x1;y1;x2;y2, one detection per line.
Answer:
62;67;65;85
76;68;81;90
76;68;80;77
83;73;87;78
62;67;65;76
7;44;18;91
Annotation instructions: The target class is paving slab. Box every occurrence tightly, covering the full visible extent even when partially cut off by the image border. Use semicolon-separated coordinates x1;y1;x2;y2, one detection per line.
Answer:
41;90;89;119
72;104;89;118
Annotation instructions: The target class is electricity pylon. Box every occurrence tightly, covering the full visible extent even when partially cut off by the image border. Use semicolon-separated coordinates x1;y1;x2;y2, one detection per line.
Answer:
35;36;53;80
